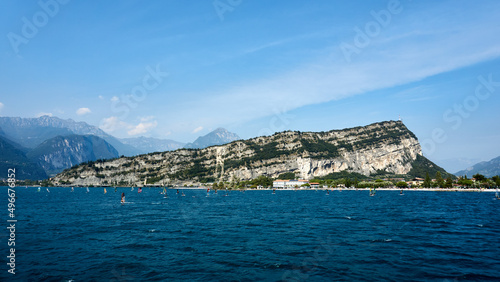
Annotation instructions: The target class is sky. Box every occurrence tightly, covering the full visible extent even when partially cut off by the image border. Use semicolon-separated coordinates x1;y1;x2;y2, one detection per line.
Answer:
1;0;500;173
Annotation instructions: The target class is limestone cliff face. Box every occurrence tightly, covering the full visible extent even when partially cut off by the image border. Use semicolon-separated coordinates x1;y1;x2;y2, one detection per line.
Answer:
28;135;119;177
52;121;423;186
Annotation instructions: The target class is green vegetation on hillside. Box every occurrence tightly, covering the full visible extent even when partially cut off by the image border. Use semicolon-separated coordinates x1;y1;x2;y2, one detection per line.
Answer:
408;155;455;179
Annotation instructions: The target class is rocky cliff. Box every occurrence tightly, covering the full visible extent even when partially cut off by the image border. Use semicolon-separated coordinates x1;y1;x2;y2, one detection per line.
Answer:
52;121;441;186
28;135;119;177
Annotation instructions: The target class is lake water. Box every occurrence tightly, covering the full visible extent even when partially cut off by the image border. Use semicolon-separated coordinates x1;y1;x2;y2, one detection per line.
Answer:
1;187;499;281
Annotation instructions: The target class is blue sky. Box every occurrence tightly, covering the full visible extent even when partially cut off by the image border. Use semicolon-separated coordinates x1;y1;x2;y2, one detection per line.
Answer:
1;0;500;172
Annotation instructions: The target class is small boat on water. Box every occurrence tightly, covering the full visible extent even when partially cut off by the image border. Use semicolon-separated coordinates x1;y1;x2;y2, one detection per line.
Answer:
86;187;89;193
71;187;74;192
400;189;404;196
369;188;376;197
37;187;41;192
104;188;107;194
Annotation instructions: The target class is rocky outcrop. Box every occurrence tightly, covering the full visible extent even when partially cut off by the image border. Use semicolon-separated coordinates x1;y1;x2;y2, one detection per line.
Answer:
52;121;430;186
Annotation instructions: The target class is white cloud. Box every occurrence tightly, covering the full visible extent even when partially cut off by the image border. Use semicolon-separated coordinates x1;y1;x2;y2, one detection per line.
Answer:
127;121;158;136
110;96;119;102
99;116;129;132
76;107;91;115
192;126;203;134
98;95;104;100
0;102;4;112
36;112;53;117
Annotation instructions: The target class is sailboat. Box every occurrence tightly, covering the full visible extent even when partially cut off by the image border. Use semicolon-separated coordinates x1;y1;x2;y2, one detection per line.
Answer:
400;189;404;196
37;187;41;192
86;187;90;193
369;187;376;197
495;188;499;199
104;188;107;194
272;188;276;194
46;188;50;193
131;186;134;191
71;187;74;192
138;187;142;193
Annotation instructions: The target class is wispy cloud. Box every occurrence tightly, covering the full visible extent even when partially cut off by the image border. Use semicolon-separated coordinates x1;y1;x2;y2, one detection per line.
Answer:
140;115;155;122
165;3;500;130
192;126;203;134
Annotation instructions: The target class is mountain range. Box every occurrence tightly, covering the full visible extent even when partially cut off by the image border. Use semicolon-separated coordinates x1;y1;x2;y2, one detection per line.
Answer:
455;156;500;178
0;116;140;156
184;128;240;149
0;116;240;179
27;135;119;177
120;137;185;154
2;116;496;182
52;120;454;187
0;135;47;180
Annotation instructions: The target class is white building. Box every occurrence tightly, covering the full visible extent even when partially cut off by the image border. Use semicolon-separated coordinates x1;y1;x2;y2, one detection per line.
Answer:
273;179;309;189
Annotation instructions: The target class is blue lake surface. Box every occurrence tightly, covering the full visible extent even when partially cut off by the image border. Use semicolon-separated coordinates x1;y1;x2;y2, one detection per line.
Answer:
1;187;499;281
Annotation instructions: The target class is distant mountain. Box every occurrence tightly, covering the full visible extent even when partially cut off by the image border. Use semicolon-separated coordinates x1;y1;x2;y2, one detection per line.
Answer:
120;137;185;154
455;156;500;178
27;134;119;177
434;157;482;175
184;128;240;149
0;116;141;156
0;135;47;180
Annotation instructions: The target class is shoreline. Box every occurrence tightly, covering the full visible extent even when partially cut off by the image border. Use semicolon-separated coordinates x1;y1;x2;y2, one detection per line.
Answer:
3;186;497;192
